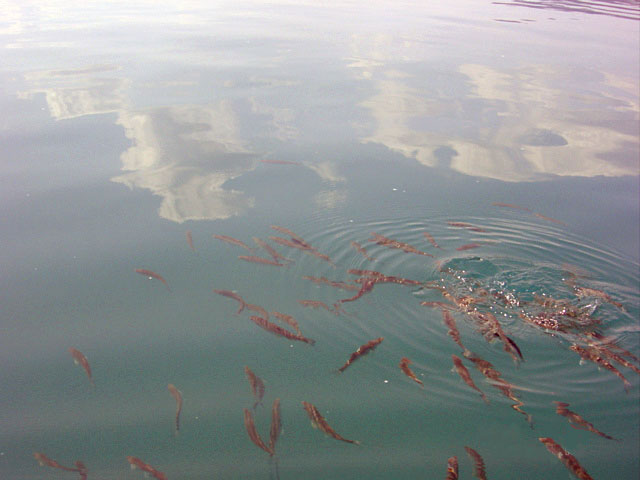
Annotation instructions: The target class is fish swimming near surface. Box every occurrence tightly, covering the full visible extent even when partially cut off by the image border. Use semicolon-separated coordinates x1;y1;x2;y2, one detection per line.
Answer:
339;277;376;303
447;222;487;232
370;232;434;257
553;401;617;440
213;289;247;314
75;461;88;480
243;408;274;456
167;383;183;434
538;437;594;480
445;456;458;480
238;255;283;266
272;311;303;336
250;316;315;345
245;366;266;410
253;237;292;264
456;243;482;251
186;230;195;252
452;354;488;403
569;344;631;392
423;231;440;249
302;401;360;445
269;398;282;452
33;453;79;473
338;337;384;372
302;275;359;291
126;456;168;480
441;309;468;354
533;212;567;226
464;446;487;480
399;357;423;386
135;268;170;291
213;234;254;252
351;241;375;260
69;347;93;386
492;202;531;211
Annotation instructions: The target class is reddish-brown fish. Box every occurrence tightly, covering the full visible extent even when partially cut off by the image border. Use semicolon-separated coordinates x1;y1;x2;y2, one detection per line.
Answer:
338;337;384;372
213;234;254;251
247;303;270;320
270;226;309;245
167;383;183;434
213;289;247;314
298;299;338;315
271;311;302;336
238;255;283;266
445;456;458;480
553;401;617;440
135;268;170;291
302;275;359;291
447;222;487;232
340;277;376;303
253;237;292;264
492;202;531;211
75;461;88;480
243;408;274;456
464;447;487;480
538;437;594;480
69;347;93;386
302;401;359;444
269;398;282;452
441;309;468;353
570;344;631;392
186;230;195;251
351;241;375;260
399;357;423;386
250;316;315;345
244;366;266;410
423;231;440;248
452;355;488;403
33;453;79;472
534;212;567;226
126;456;168;480
456;243;482;251
370;232;434;257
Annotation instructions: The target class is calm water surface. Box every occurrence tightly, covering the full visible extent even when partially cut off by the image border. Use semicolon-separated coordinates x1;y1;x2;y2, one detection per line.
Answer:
1;1;639;479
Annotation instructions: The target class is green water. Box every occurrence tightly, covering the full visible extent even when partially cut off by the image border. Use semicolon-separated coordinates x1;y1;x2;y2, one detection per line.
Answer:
1;1;639;479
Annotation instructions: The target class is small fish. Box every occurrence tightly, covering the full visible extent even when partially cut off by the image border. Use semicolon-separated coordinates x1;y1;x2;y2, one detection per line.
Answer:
243;408;274;456
492;202;531;211
245;366;266;410
456;243;482;251
69;347;93;386
247;303;270;321
269;398;282;452
452;355;488;403
534;212;567;226
302;401;359;445
270;225;309;244
126;456;168;480
135;268;170;291
250;316;315;345
167;383;183;434
441;309;468;353
298;299;338;315
553;401;617;440
351;241;375;260
570;344;631;392
445;456;459;480
338;337;384;372
186;230;195;252
302;275;359;291
272;311;302;336
538;437;594;480
75;460;88;480
370;232;434;257
253;237;292;264
447;222;487;232
238;255;283;266
423;231;440;248
213;289;247;314
464;447;487;480
399;357;423;386
339;277;376;303
213;234;254;251
33;453;79;472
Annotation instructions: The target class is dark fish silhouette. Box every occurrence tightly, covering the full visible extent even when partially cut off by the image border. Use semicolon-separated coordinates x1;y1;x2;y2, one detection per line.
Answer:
338;337;384;372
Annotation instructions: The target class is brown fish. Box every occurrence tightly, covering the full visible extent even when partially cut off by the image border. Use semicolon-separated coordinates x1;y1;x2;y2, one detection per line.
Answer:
553;401;617;440
269;398;282;452
423;231;440;248
253;237;292;264
271;311;302;336
538;437;594;480
238;255;283;266
167;383;183;434
351;241;375;260
339;277;376;303
243;408;274;456
302;401;359;445
441;309;469;354
269;235;313;251
445;456;458;480
244;366;266;410
69;347;93;386
302;275;359;291
464;447;487;480
534;212;567;226
213;234;254;252
186;230;195;251
399;357;423;386
338;337;384;372
250;316;315;345
370;232;434;257
75;461;88;480
447;222;487;232
247;303;270;320
570;344;631;392
126;456;168;480
492;202;531;211
456;243;482;251
452;355;488;403
135;268;170;291
213;289;247;314
298;299;338;315
33;453;79;472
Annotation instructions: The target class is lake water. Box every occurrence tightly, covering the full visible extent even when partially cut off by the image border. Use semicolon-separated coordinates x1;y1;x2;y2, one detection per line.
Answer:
1;1;639;479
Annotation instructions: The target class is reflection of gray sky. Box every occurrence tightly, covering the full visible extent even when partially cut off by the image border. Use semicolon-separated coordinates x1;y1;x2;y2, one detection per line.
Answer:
357;63;639;181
